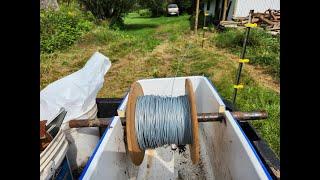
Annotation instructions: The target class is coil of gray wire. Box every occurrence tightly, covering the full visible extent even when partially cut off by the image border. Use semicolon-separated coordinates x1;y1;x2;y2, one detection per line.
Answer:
135;95;193;150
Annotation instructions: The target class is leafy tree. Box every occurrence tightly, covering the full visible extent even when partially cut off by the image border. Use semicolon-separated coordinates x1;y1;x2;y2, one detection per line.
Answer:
138;0;166;17
175;0;192;14
78;0;137;28
138;0;192;17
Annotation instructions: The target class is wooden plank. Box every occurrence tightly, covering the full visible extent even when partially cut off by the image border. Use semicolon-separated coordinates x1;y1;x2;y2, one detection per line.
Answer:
222;0;228;20
259;15;277;25
194;0;200;34
220;21;240;24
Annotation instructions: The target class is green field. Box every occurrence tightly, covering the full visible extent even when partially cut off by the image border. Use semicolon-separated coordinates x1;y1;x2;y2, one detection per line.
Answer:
212;28;280;81
41;11;280;157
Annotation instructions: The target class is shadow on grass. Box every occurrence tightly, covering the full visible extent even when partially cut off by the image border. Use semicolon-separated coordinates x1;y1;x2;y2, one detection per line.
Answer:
129;16;153;19
124;23;158;31
129;14;167;18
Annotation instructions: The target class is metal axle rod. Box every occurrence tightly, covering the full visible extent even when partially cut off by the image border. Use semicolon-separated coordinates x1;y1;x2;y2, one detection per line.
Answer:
68;111;267;128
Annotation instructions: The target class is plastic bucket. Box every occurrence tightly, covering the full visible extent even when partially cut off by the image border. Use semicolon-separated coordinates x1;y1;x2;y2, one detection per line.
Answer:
40;130;69;180
64;103;100;170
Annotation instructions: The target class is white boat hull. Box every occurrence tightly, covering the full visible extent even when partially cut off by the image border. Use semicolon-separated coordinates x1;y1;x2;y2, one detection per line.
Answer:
79;76;272;180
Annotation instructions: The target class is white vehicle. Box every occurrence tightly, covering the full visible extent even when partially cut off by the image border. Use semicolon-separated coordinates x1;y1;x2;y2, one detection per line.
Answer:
167;4;179;16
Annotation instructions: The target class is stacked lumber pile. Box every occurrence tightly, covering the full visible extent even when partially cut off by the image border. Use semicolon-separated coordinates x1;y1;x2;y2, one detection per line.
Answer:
248;9;280;33
220;9;280;35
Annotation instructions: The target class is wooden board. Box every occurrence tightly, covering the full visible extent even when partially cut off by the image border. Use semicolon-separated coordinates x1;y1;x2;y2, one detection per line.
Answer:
185;79;200;164
126;82;145;165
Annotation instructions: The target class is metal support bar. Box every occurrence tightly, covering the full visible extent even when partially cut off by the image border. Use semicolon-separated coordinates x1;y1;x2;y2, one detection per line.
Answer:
68;111;267;128
198;111;267;122
232;10;254;105
68;118;122;128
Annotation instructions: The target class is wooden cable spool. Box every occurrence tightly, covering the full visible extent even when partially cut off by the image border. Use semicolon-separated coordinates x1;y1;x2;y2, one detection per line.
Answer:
126;81;145;165
126;79;199;165
68;79;268;166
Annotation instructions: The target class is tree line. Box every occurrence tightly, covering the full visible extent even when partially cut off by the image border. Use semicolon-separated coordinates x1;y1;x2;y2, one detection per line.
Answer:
41;0;195;28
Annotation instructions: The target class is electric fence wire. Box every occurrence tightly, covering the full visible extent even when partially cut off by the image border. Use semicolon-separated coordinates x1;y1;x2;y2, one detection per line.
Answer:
170;44;193;97
135;95;193;150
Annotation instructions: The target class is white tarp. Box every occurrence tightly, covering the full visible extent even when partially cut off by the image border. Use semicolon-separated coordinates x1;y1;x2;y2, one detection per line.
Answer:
40;52;111;124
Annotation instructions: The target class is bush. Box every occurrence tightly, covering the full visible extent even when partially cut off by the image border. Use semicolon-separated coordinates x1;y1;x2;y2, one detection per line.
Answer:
40;3;94;53
138;9;152;17
79;0;137;29
138;0;166;17
213;28;280;80
189;11;213;30
109;16;125;30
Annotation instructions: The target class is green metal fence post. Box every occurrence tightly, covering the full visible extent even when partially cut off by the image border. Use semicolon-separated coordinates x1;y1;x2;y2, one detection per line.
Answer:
232;10;255;105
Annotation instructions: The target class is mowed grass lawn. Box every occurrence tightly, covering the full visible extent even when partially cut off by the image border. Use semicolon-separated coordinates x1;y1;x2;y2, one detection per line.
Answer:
40;12;280;157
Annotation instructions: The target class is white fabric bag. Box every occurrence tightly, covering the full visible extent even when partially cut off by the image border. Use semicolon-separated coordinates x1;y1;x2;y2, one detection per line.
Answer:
40;52;111;124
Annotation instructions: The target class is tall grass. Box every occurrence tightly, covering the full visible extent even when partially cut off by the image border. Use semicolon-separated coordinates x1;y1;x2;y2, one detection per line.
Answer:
167;40;280;157
212;28;280;81
214;72;280;157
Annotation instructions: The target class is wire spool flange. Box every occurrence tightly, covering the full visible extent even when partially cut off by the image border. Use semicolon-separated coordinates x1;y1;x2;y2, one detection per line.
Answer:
126;82;145;165
126;79;200;165
185;79;200;164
